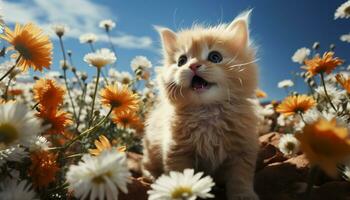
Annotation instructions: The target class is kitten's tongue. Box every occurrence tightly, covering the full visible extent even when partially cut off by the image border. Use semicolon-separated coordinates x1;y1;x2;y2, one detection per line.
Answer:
191;75;209;91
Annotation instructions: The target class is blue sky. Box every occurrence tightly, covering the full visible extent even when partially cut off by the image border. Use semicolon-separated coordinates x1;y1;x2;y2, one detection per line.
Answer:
1;0;349;100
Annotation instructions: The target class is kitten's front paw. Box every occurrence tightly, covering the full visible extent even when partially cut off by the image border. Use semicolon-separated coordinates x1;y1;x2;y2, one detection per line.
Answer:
228;191;259;200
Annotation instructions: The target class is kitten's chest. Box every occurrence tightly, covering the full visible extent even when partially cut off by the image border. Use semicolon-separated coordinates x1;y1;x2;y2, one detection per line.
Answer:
174;106;236;169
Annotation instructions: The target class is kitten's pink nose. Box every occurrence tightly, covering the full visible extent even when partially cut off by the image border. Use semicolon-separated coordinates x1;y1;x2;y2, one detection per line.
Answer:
189;64;201;72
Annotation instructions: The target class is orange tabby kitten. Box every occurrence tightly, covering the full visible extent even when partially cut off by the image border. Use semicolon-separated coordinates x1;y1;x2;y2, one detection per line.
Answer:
143;10;259;200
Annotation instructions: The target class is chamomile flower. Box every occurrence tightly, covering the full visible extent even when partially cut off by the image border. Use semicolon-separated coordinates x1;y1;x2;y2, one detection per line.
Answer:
340;33;350;43
51;24;69;37
0;103;43;147
291;47;310;64
66;150;131;200
335;0;350;19
130;56;152;71
79;33;98;44
117;71;133;85
0;179;37;200
84;48;116;68
278;79;294;88
0;146;28;167
278;134;300;156
148;169;215;200
314;83;345;105
29;136;51;151
99;19;116;31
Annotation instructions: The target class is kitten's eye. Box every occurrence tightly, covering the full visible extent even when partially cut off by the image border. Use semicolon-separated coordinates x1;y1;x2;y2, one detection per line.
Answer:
207;51;222;63
177;55;187;67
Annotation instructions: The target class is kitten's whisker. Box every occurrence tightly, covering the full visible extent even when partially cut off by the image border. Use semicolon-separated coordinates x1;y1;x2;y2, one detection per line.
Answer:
229;58;260;69
238;77;243;86
179;86;184;98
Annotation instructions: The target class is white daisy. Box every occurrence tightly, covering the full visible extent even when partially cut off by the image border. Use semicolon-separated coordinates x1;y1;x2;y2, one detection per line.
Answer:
29;136;51;151
84;48;116;68
99;19;116;31
340;33;350;42
278;134;300;156
79;33;98;44
312;42;320;50
51;24;69;37
0;179;37;200
343;166;350;181
277;79;294;88
0;103;43;147
314;84;345;105
66;150;131;200
130;56;152;71
148;169;215;200
117;71;133;85
291;47;310;64
0;146;28;167
335;0;350;19
108;68;121;79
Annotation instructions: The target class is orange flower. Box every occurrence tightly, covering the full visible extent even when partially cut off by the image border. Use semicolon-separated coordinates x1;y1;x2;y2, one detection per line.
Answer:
8;89;23;96
0;23;52;71
29;150;59;188
37;110;71;135
276;95;316;116
33;79;65;111
100;84;139;113
301;52;343;77
255;89;267;98
296;118;350;177
112;110;141;129
336;74;350;93
88;135;126;156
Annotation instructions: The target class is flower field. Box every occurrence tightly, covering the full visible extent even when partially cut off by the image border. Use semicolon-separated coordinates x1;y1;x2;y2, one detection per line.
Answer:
1;1;350;200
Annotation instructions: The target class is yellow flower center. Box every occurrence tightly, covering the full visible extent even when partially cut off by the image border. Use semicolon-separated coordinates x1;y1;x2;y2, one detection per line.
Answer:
111;100;121;108
122;78;130;85
0;123;19;145
171;186;193;199
15;43;32;59
345;6;350;15
285;142;296;153
92;171;112;184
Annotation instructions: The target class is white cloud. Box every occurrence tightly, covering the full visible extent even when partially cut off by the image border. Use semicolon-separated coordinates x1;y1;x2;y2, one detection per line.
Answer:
0;0;153;50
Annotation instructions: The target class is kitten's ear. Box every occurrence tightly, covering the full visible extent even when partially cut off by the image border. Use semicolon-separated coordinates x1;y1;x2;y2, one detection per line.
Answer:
227;9;252;48
154;26;177;54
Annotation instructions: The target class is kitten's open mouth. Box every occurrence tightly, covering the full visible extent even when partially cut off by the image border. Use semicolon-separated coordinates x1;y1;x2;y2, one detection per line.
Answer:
191;75;214;92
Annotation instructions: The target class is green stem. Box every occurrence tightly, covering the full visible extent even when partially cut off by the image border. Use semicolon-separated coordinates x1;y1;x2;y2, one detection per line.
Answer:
106;30;117;69
0;56;20;82
320;72;337;112
67;52;84;90
31;102;39;110
299;112;306;124
88;68;101;127
63;107;113;149
76;83;87;131
59;36;78;122
3;77;12;100
63;69;78;122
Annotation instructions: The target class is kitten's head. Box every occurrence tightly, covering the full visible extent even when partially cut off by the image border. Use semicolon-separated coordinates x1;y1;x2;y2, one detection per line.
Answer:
156;10;258;107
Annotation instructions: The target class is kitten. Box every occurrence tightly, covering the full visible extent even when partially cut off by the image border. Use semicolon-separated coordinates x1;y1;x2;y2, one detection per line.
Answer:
142;10;259;200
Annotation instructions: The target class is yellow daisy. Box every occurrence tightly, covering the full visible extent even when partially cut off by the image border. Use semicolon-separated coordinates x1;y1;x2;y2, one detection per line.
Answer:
88;135;126;156
301;52;343;77
296;118;350;177
0;23;53;71
276;95;316;116
100;84;139;113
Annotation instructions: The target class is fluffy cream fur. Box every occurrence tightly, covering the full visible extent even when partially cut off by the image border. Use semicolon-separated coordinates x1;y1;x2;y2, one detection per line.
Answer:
143;10;260;200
